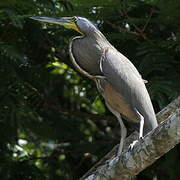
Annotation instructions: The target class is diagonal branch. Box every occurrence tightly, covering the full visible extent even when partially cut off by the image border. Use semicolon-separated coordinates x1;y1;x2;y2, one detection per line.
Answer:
81;96;180;179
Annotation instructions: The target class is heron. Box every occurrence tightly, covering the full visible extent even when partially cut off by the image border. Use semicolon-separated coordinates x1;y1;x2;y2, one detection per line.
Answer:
30;16;158;156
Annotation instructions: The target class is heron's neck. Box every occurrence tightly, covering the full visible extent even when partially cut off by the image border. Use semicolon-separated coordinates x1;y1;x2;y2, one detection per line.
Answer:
89;29;112;47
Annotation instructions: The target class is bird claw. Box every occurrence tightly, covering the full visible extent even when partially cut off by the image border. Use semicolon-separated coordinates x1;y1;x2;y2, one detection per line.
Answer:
128;137;143;151
106;156;119;166
128;140;138;151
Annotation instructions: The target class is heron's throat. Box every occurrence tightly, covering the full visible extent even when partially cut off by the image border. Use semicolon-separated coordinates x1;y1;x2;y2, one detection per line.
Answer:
65;23;84;35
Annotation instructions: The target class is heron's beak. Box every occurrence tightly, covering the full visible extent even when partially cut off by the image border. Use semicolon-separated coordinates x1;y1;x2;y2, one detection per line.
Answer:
30;16;83;34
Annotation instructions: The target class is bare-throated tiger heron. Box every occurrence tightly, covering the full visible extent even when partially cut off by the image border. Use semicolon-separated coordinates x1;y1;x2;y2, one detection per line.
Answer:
31;16;158;156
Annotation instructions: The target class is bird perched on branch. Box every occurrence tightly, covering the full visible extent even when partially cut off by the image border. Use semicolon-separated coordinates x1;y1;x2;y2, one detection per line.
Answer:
31;16;158;156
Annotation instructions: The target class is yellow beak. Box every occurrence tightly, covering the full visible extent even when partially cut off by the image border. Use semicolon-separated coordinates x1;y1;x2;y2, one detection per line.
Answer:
30;16;83;35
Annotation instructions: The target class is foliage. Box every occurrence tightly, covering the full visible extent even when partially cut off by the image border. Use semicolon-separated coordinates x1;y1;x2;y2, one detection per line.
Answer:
0;0;180;179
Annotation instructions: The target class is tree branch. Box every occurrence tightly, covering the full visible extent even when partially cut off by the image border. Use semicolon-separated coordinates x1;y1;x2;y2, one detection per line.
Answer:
156;96;180;123
81;96;180;179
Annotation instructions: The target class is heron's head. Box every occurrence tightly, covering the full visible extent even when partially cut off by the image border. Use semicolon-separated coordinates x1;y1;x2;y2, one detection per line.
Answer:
30;16;97;35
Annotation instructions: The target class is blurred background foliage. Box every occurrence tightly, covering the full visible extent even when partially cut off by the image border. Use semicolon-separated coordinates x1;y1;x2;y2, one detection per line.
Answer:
0;0;180;179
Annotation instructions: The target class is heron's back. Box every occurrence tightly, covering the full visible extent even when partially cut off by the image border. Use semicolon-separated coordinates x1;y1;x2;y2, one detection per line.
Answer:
100;48;158;134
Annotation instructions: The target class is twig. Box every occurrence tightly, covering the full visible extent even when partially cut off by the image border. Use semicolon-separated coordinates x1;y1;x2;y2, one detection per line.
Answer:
142;8;154;32
106;20;140;37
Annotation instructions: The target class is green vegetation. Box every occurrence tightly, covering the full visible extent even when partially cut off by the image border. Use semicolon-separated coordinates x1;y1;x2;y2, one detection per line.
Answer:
0;0;180;179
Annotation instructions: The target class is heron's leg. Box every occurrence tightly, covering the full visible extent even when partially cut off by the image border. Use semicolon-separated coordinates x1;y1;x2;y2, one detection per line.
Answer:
135;109;144;138
129;109;144;150
105;102;127;156
117;114;127;156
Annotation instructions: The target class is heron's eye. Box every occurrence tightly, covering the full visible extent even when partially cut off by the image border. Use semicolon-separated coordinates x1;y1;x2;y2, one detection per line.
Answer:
72;16;78;22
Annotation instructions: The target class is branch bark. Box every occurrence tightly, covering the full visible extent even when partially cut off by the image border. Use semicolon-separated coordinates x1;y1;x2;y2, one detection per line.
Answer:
81;96;180;180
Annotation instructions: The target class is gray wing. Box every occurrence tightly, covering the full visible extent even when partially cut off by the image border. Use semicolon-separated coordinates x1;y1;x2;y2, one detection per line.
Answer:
101;48;157;132
101;48;145;106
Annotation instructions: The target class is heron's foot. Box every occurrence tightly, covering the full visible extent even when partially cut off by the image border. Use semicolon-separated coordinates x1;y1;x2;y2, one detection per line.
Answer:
105;154;116;164
106;156;119;166
139;136;143;140
128;137;144;151
105;153;119;162
128;140;138;151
